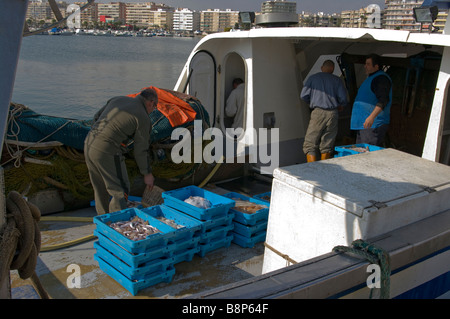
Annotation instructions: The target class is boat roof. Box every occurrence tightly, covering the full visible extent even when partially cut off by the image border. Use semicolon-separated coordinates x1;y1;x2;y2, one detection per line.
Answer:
195;27;450;48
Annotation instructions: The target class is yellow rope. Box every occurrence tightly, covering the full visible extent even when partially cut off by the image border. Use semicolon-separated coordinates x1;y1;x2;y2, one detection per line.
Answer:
38;216;96;252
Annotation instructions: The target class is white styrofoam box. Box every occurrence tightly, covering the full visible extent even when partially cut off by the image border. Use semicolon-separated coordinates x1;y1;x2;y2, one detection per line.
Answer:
262;148;450;274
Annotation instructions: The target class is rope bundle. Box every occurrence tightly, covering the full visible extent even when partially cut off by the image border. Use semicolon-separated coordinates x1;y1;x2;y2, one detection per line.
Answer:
0;191;48;298
333;239;391;299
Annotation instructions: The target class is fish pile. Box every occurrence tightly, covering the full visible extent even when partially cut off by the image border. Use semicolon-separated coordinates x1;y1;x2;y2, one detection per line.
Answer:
109;216;161;241
232;198;268;214
155;216;184;229
184;196;212;209
343;145;370;153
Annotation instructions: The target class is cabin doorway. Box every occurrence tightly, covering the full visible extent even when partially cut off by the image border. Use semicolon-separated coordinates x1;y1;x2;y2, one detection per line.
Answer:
188;50;216;127
439;80;450;165
222;52;246;135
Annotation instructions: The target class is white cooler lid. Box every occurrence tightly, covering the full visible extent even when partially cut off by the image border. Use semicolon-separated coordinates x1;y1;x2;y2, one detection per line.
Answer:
273;148;450;217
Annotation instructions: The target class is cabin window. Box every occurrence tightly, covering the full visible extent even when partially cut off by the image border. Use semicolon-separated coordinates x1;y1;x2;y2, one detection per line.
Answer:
188;50;216;127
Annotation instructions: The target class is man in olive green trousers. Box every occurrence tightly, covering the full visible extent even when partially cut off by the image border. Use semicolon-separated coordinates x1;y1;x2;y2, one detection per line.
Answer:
84;88;158;215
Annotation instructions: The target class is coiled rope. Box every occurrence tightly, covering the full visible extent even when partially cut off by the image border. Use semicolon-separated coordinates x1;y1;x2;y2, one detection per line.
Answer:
333;239;391;299
4;103;73;168
0;191;49;298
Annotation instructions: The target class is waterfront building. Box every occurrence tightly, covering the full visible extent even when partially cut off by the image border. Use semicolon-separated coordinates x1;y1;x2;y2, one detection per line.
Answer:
383;0;449;32
298;11;340;27
383;0;424;31
200;9;239;33
173;8;200;33
97;2;126;24
434;11;449;32
26;0;67;25
340;7;371;28
151;8;174;30
74;2;98;28
125;2;156;27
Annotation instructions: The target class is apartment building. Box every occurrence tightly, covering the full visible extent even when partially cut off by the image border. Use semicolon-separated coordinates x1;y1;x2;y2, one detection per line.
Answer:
97;2;126;24
201;9;240;33
340;8;371;28
26;0;67;23
74;2;98;26
125;2;156;27
299;12;340;27
173;8;200;32
383;0;424;31
434;11;449;31
151;9;174;30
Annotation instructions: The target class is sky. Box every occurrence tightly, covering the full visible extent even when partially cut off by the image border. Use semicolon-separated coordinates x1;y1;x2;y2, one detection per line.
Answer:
88;1;388;15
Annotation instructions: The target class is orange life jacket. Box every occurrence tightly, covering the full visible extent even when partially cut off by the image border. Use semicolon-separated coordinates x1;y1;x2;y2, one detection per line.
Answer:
128;86;197;127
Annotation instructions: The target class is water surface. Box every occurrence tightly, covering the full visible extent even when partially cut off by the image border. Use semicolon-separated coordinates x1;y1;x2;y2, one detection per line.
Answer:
13;35;200;119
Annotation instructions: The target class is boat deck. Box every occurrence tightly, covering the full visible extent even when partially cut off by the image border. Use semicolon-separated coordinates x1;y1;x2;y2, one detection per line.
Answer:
10;176;271;299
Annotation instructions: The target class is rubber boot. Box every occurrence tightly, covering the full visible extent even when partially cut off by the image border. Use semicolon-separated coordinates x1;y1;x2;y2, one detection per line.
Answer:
321;152;332;160
306;154;317;162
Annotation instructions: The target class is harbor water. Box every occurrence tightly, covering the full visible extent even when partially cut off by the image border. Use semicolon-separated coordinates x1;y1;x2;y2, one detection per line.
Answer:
12;34;201;120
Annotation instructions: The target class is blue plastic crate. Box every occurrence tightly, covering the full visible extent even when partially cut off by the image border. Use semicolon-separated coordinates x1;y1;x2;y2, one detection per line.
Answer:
199;223;234;244
198;235;234;257
94;230;176;267
334;143;384;157
222;192;270;226
172;236;201;253
194;212;234;234
172;245;201;264
94;241;174;281
252;192;271;203
90;196;143;208
94;253;175;296
162;186;235;220
93;208;178;254
232;231;267;248
140;205;203;242
233;220;268;238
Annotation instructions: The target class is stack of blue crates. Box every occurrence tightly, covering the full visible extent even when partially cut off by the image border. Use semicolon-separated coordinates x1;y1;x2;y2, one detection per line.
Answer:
223;192;270;248
161;185;236;257
93;206;203;295
93;185;237;295
253;192;271;204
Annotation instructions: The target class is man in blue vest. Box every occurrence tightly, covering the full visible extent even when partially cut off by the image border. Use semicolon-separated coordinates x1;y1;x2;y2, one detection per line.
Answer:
351;54;392;146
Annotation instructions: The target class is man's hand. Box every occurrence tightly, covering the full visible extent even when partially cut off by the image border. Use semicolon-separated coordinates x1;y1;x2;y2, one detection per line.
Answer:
364;105;383;129
144;173;154;192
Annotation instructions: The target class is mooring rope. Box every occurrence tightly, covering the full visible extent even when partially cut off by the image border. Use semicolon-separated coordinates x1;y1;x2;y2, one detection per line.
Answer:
333;239;391;299
263;242;298;266
0;191;49;299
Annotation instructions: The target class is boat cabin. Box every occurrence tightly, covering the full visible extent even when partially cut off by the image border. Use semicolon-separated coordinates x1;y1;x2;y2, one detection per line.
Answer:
174;27;450;172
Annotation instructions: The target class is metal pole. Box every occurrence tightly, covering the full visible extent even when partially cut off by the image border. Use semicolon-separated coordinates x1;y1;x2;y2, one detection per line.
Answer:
0;0;29;299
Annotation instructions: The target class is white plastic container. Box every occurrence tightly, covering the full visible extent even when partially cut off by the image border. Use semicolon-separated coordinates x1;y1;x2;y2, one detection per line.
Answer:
262;148;450;274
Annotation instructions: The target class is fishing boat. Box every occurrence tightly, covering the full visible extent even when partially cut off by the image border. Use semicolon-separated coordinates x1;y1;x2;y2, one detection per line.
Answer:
1;0;449;300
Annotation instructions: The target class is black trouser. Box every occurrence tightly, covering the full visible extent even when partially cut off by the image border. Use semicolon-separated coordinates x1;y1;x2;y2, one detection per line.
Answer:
356;124;389;146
